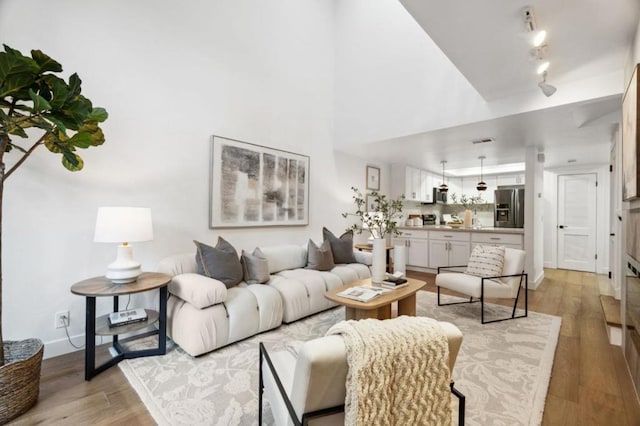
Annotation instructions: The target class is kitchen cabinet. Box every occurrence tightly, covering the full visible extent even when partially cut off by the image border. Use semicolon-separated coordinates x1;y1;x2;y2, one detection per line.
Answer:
420;170;433;202
471;232;523;250
391;164;433;203
393;230;429;268
496;174;525;186
428;231;470;268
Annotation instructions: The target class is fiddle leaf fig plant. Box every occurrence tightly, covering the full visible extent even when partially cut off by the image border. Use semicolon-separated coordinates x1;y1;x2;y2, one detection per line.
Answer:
0;44;108;364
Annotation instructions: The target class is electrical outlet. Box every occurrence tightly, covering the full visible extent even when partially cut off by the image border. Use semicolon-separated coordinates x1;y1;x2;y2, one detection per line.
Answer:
55;310;69;329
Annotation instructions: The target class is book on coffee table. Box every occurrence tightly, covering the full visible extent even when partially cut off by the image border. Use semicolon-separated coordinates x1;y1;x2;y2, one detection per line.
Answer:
337;286;390;302
381;276;408;289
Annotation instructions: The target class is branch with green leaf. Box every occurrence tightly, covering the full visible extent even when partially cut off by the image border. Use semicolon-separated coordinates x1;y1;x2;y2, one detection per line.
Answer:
0;44;108;364
448;193;487;210
342;187;404;239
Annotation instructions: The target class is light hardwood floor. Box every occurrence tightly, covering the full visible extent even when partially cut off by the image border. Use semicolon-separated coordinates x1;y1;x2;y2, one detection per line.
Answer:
10;269;640;425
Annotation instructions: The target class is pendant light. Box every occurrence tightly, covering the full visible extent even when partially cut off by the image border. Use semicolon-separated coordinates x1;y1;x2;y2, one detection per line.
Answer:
476;155;487;191
439;160;448;193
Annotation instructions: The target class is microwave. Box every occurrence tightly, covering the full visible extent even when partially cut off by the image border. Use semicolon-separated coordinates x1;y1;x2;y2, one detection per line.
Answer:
433;187;447;204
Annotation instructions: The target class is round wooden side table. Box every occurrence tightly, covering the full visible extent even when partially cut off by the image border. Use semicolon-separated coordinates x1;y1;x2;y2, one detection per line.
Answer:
71;272;171;380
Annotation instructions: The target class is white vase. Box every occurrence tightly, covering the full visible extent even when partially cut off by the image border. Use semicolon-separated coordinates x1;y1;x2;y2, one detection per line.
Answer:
371;238;386;283
393;244;406;275
463;209;472;228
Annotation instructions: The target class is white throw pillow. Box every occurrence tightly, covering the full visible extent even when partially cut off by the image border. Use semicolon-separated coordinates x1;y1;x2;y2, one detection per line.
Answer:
465;245;505;279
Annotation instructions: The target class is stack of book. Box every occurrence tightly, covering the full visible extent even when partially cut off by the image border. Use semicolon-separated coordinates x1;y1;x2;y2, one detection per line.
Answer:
108;308;148;328
381;276;408;289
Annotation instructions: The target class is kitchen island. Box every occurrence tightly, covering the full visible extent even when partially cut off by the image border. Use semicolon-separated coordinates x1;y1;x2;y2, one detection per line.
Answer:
393;226;524;272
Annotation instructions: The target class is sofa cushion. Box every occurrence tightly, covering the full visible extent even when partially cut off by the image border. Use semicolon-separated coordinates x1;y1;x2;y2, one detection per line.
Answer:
466;245;505;279
306;240;335;271
241;247;270;284
322;227;356;264
194;238;243;288
169;273;228;309
260;244;307;274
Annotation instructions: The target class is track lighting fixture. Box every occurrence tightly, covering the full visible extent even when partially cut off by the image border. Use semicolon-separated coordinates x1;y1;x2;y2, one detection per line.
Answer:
439;160;448;193
538;71;557;97
524;6;557;96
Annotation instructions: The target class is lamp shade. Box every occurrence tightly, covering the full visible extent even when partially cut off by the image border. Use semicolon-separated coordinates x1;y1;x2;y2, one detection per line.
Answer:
94;207;153;243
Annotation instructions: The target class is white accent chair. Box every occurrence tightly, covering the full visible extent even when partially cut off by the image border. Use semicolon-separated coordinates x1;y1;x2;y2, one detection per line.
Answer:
259;321;465;426
435;247;528;324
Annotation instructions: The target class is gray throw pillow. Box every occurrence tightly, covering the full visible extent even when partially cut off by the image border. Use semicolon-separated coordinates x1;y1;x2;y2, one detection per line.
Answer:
194;238;243;288
322;227;356;264
306;239;335;271
241;247;270;284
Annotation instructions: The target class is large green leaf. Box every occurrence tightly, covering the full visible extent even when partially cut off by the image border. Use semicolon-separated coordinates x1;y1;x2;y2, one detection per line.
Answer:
28;88;52;112
67;131;93;149
42;114;67;133
0;45;38;81
0;72;35;98
79;122;105;146
61;150;83;171
60;98;90;128
42;74;69;109
43;132;61;153
31;49;62;73
68;73;81;97
86;107;108;123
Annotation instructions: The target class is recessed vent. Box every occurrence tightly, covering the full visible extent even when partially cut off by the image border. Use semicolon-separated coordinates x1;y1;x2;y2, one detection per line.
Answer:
568;159;577;163
472;137;495;144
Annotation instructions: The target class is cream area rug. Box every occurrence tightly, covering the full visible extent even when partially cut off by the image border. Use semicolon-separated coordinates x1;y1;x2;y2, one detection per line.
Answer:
119;291;561;426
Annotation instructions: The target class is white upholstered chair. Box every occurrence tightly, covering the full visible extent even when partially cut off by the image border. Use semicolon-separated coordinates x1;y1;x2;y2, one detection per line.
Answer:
259;321;465;426
435;247;527;324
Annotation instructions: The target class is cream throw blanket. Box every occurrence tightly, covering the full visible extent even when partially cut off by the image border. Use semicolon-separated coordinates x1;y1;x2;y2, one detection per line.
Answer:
326;316;451;426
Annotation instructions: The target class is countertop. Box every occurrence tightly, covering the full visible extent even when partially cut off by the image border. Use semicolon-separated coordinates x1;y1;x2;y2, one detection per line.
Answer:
397;225;524;234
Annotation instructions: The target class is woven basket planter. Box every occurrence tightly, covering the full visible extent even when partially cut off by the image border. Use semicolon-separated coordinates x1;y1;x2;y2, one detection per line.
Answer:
0;338;44;424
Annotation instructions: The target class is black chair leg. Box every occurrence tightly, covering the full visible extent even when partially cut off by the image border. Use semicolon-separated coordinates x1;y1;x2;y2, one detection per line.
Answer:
259;346;263;425
451;382;465;426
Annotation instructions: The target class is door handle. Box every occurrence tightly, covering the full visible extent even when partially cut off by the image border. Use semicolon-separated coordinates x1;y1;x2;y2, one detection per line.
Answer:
558;225;565;229
610;233;615;236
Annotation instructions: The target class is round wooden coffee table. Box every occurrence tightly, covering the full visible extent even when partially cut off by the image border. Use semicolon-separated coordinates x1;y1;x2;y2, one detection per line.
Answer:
325;277;425;320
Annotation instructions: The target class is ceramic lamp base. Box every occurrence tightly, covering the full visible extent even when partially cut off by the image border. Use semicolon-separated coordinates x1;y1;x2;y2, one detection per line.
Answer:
106;244;142;284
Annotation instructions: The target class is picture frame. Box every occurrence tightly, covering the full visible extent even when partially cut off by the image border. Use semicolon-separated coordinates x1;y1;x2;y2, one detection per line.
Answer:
623;64;640;201
366;165;380;191
210;135;310;228
365;194;377;212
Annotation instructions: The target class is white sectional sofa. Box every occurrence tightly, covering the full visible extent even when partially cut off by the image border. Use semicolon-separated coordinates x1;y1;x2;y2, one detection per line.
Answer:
157;244;372;357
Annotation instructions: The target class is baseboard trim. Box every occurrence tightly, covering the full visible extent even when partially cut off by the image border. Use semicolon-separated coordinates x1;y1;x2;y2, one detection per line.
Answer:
44;334;86;359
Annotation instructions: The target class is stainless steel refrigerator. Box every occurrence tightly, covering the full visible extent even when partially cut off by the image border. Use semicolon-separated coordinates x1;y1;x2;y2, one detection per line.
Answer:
494;187;524;228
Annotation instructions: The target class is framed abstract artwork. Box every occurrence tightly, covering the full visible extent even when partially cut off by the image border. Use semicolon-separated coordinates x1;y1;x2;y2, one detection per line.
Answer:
210;135;310;228
623;64;640;201
366;165;380;191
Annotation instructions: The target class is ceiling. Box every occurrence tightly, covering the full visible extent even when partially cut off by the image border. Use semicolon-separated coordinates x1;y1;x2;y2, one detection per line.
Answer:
336;0;640;173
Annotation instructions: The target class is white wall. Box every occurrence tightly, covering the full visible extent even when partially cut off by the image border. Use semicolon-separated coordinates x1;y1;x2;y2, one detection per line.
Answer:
333;0;489;146
524;147;545;288
0;0;378;358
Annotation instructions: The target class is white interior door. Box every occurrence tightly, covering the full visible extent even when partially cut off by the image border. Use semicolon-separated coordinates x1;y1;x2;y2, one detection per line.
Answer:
558;173;597;272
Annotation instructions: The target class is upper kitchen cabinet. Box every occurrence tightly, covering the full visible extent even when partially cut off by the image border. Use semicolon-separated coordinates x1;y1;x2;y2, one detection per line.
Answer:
391;164;433;203
496;173;525;186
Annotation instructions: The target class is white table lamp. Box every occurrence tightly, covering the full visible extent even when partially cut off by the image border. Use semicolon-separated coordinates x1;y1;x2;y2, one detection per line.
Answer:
94;207;153;284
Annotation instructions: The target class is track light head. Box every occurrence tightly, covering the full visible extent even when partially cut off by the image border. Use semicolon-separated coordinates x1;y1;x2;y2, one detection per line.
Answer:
538;72;557;97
